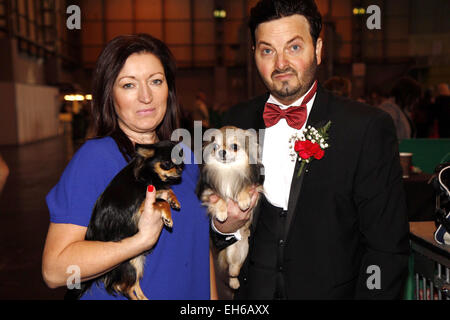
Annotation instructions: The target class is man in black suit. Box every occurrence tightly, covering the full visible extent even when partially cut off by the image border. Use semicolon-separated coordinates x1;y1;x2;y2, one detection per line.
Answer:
210;0;410;299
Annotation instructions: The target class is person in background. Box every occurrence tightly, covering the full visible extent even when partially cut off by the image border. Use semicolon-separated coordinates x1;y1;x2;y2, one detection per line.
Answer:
0;154;9;194
413;88;434;138
367;87;385;107
192;92;210;128
72;101;90;144
390;77;421;138
434;83;450;138
209;102;227;129
42;34;211;300
323;76;352;98
378;77;421;140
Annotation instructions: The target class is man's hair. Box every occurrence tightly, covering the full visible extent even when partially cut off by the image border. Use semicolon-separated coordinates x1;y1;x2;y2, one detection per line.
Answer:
249;0;322;46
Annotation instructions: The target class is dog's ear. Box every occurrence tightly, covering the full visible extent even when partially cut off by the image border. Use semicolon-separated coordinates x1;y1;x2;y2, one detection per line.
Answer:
135;144;155;158
133;145;154;180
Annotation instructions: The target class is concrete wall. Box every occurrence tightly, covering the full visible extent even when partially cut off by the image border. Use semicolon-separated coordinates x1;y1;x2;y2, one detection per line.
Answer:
0;39;60;145
0;82;18;145
14;83;59;145
0;82;59;145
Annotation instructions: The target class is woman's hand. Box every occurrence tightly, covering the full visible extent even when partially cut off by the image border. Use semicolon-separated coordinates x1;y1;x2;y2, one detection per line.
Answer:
134;185;164;251
42;185;165;289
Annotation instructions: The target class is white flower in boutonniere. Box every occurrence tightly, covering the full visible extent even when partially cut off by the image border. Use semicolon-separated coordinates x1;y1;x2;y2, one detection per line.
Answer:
289;121;331;177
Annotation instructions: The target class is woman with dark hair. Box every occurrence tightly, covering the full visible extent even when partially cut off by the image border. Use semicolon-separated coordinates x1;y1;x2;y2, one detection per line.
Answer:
42;34;211;300
89;34;180;159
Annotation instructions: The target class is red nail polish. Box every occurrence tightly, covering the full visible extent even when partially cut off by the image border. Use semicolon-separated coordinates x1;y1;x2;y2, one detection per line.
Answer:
147;185;154;192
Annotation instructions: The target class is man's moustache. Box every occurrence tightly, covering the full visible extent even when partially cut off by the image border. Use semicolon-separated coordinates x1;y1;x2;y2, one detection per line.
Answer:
272;68;297;77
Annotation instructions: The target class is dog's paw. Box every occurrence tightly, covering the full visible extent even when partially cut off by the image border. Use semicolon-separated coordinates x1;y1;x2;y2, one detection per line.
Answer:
169;197;181;210
237;191;251;211
215;210;228;223
229;277;240;290
128;282;149;300
158;189;181;210
155;201;173;228
166;189;181;210
210;198;228;222
162;215;173;228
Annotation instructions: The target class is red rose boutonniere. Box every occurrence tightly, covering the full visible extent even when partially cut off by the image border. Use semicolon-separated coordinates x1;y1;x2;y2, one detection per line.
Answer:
289;121;331;177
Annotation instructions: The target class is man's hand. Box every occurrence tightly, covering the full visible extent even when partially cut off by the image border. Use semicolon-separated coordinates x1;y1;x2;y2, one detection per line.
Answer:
210;186;260;234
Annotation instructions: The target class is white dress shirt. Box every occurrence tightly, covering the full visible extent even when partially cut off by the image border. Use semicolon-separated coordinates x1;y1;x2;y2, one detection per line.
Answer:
262;86;316;210
211;83;317;237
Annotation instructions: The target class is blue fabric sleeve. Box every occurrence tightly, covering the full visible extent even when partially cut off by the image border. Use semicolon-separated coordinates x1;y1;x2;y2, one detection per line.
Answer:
46;137;126;227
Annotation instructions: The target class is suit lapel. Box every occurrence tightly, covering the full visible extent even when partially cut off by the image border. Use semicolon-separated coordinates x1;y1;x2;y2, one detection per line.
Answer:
255;93;269;130
285;85;331;239
250;93;269;235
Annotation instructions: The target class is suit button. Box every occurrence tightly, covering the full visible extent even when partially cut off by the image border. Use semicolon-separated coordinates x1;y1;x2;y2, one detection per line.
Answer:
278;266;284;272
278;239;285;247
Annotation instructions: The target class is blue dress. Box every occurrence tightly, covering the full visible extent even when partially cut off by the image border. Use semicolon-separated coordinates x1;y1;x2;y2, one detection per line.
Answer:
46;137;210;300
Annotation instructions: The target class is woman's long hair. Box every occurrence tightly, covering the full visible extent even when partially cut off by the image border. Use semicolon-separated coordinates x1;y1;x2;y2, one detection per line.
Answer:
90;34;180;161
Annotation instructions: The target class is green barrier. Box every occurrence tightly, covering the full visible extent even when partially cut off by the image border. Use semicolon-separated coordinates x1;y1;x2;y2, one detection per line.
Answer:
399;139;450;299
399;139;450;174
404;253;415;300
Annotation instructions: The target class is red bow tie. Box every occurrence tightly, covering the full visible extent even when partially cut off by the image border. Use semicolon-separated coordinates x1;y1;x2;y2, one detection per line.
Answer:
263;80;317;130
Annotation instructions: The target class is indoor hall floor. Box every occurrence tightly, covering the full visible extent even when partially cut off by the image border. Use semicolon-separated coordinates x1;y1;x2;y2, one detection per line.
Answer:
0;134;78;299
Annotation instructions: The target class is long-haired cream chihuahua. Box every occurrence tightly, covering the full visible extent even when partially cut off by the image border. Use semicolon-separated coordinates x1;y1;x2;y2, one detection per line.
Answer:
196;126;264;290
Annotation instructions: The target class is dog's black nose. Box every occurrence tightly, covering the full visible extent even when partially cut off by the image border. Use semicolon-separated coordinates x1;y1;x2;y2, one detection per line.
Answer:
219;150;226;160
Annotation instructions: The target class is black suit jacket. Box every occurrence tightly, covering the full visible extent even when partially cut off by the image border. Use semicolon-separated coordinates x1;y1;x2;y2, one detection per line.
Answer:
220;84;410;299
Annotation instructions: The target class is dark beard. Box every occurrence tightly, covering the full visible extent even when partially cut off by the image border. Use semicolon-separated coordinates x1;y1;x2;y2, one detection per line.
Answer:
269;56;318;103
274;81;302;98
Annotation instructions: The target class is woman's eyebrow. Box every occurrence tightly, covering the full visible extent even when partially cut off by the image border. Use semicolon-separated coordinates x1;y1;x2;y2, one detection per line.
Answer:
117;72;164;82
